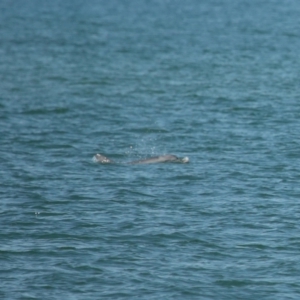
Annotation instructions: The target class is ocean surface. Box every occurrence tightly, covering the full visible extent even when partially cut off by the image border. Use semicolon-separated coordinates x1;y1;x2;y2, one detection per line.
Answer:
1;0;300;299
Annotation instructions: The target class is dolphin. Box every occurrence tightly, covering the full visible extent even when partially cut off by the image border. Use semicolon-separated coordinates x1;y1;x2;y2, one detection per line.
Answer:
93;153;189;164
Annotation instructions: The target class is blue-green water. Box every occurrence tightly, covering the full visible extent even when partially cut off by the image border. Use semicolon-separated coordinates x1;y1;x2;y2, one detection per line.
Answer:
1;0;300;299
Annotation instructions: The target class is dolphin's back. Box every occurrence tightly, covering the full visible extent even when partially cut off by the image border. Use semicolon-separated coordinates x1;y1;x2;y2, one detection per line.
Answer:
93;153;189;164
129;154;178;164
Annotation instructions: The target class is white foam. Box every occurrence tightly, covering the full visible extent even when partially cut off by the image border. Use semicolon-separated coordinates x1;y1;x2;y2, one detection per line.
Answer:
182;156;189;163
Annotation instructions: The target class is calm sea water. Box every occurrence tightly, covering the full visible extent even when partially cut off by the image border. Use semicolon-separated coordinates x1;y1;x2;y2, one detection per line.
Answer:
1;0;300;299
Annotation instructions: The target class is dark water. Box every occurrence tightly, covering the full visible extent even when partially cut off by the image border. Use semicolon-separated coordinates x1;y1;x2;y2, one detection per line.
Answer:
1;0;300;299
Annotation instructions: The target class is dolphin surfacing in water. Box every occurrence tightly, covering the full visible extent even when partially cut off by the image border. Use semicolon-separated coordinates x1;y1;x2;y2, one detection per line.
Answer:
93;153;189;164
